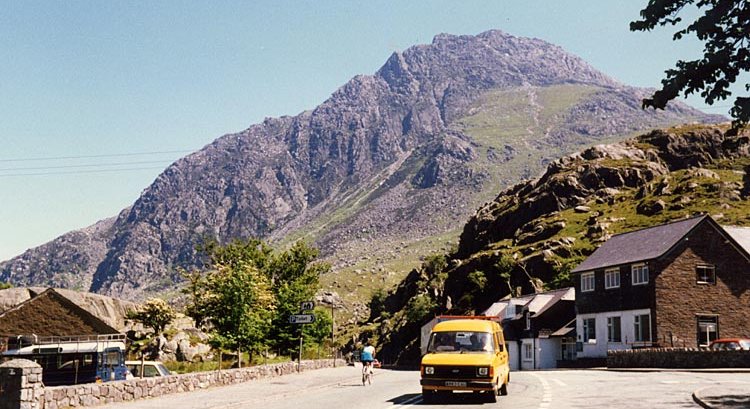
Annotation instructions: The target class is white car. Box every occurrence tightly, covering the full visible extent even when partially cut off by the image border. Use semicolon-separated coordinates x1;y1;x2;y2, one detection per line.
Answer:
125;361;172;378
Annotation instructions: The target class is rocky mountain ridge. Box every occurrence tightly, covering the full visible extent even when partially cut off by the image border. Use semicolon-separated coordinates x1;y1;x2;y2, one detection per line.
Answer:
0;30;720;301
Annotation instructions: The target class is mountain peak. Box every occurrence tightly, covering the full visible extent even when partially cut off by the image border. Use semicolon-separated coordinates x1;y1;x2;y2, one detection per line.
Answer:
0;30;721;300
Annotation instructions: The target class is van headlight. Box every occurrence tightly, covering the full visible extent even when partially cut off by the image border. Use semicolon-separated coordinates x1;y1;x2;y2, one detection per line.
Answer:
424;366;434;375
477;367;489;376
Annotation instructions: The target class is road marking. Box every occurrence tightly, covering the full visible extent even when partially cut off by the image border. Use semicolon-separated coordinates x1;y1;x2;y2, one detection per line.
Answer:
551;378;567;387
529;373;553;409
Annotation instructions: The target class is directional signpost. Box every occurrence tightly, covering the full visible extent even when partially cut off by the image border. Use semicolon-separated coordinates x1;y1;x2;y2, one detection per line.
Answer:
291;301;316;371
288;314;315;324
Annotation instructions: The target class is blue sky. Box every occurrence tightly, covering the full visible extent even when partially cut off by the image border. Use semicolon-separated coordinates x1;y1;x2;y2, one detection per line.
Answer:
0;1;733;261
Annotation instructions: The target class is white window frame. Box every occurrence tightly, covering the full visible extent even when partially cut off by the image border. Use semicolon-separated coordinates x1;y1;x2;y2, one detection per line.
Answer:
523;343;533;361
631;263;649;286
634;313;651;342
605;268;620;289
582;317;596;343
697;315;719;347
581;272;595;292
696;264;716;285
607;316;622;343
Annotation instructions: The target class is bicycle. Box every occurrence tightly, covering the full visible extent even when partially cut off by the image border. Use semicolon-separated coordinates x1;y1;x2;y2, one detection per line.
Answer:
361;361;373;385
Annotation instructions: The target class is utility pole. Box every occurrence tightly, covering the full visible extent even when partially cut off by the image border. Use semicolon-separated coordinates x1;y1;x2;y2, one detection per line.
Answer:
331;303;335;367
298;324;303;372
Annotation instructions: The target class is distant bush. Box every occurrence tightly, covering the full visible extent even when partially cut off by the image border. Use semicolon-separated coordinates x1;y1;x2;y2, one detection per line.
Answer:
405;294;436;323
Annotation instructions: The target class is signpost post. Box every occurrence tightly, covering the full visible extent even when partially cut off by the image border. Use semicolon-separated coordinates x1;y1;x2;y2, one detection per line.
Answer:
290;301;316;372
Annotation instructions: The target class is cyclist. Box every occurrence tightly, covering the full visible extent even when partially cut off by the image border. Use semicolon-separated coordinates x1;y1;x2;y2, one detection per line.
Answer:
360;341;375;385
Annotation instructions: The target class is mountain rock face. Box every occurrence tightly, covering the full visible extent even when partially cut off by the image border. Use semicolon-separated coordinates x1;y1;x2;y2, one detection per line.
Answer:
0;30;721;300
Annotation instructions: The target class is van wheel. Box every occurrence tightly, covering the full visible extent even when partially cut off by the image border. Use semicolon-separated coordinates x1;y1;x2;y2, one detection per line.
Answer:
500;380;508;396
422;389;436;404
486;389;498;403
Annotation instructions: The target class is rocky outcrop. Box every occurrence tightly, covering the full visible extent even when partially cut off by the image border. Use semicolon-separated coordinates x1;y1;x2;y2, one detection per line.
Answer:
0;30;721;300
458;127;746;257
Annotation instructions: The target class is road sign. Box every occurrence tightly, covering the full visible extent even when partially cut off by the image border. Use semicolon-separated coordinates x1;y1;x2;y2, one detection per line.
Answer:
289;314;315;324
300;301;315;310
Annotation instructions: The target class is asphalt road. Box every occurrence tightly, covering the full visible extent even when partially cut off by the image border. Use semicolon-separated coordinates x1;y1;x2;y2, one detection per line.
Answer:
94;365;750;409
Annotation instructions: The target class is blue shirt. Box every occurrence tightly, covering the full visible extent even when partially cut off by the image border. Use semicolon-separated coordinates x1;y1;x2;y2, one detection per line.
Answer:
361;345;374;361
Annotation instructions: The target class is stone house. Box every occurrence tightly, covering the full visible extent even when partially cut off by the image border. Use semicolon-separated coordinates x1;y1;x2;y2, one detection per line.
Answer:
571;215;750;358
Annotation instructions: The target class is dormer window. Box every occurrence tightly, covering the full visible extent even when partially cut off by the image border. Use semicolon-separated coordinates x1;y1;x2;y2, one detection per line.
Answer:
696;265;716;285
632;263;649;285
581;272;595;292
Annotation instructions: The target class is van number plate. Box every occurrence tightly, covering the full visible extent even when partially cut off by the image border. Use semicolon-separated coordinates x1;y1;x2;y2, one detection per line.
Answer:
445;381;467;387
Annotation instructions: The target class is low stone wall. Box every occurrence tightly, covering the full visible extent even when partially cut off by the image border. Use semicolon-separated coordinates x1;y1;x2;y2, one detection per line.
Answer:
1;359;44;409
608;348;750;368
1;359;345;409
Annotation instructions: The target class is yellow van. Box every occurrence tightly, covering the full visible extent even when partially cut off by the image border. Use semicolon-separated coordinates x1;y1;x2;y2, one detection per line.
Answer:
420;317;510;403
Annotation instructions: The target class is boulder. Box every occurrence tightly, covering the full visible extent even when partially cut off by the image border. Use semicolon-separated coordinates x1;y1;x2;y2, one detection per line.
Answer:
636;199;666;216
573;205;591;213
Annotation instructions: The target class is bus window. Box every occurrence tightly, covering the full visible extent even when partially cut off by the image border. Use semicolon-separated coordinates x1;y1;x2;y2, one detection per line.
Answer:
83;354;93;366
104;350;121;366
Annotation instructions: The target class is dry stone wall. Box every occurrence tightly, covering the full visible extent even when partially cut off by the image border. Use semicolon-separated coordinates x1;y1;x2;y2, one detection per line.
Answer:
608;348;750;368
1;359;344;409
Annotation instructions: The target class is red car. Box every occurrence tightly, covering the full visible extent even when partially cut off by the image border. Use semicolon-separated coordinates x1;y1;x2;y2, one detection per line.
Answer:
709;338;750;351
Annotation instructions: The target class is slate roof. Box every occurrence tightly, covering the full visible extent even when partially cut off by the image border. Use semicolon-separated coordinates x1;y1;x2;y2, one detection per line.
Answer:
723;226;750;255
571;215;708;273
482;287;573;319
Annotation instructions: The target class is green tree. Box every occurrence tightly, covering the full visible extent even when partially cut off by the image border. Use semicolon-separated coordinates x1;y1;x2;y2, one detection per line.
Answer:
631;0;750;129
467;270;487;289
126;298;176;336
267;241;329;355
0;282;12;290
369;288;388;319
184;244;276;362
184;239;327;360
405;294;437;323
303;309;333;346
126;298;176;359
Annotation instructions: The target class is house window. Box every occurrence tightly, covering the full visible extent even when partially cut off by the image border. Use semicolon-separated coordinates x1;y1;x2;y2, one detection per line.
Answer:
523;343;533;361
605;268;620;289
581;272;595;292
607;316;621;343
696;265;716;285
632;264;649;285
583;318;596;342
634;313;651;342
697;315;719;347
525;313;531;330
